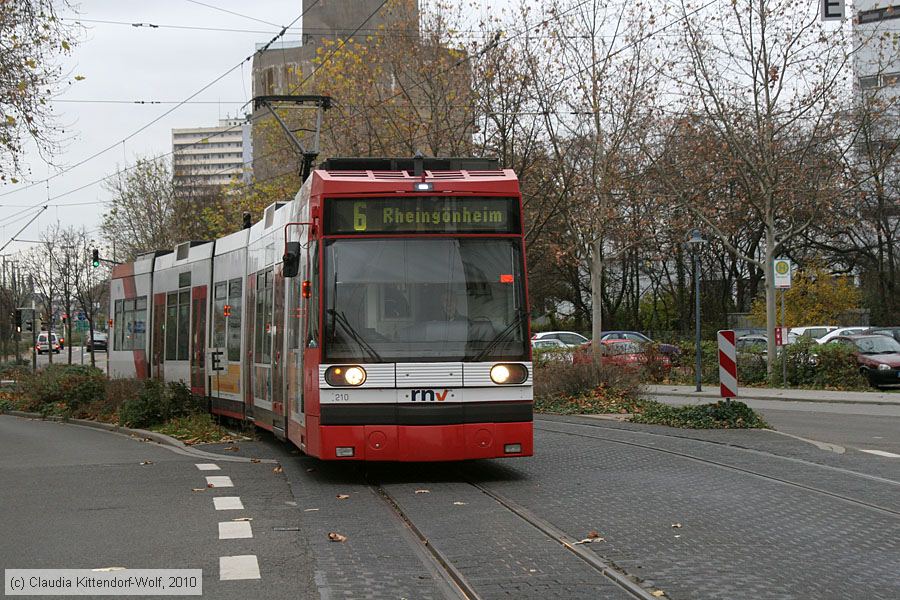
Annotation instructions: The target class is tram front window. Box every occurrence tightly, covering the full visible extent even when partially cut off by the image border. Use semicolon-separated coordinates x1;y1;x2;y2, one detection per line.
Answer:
324;238;528;362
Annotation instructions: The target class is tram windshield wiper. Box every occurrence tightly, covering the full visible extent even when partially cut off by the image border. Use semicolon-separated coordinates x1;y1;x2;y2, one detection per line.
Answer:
326;309;383;362
473;308;527;362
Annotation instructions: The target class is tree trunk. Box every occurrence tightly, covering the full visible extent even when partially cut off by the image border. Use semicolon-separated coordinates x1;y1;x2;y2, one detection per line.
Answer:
591;239;604;363
764;229;777;376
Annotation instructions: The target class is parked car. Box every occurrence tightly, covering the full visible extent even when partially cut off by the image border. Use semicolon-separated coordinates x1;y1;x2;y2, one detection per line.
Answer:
531;338;567;350
790;326;838;341
817;327;868;345
736;334;768;353
86;331;108;352
826;334;900;388
531;338;573;362
599;330;682;361
574;340;672;373
36;332;61;354
531;331;590;347
864;326;900;345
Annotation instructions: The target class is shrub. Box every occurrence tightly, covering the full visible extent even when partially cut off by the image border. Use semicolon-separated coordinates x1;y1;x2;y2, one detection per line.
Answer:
781;338;866;389
671;340;720;384
18;364;106;415
632;400;768;429
119;380;201;428
533;359;644;414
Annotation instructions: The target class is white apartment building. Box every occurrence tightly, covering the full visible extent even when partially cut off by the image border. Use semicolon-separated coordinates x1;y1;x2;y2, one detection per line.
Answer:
172;118;253;196
853;2;900;103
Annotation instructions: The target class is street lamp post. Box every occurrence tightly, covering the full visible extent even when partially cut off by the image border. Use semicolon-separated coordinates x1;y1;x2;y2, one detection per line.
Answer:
687;230;707;392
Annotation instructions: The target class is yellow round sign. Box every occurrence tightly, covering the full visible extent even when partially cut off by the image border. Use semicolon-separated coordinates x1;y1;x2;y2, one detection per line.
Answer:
775;260;790;275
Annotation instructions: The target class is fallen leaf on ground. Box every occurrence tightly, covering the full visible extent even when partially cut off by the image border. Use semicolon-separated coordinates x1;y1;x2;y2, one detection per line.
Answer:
139;460;153;465
223;445;239;452
250;458;261;463
336;494;350;500
191;488;206;492
587;530;601;539
232;517;252;521
671;523;682;529
651;591;666;598
573;536;604;545
328;532;347;542
207;483;215;488
273;465;283;474
414;489;430;494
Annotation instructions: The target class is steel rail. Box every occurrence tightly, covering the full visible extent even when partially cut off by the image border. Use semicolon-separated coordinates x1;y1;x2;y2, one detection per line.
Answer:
369;482;482;600
536;420;900;518
536;416;900;488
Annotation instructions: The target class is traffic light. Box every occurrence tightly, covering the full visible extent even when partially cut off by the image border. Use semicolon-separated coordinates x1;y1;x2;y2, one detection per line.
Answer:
24;318;32;332
14;309;21;331
91;248;100;267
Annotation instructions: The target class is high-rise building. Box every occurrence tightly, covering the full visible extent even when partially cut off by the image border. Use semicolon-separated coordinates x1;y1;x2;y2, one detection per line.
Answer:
172;118;253;196
250;1;419;181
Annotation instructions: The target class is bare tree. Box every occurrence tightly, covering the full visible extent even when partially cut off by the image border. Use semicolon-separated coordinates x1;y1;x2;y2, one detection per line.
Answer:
101;156;180;260
0;0;78;181
657;0;860;372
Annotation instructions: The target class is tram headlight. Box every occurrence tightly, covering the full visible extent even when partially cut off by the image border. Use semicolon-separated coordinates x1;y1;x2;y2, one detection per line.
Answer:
344;366;366;386
325;365;367;387
490;363;528;385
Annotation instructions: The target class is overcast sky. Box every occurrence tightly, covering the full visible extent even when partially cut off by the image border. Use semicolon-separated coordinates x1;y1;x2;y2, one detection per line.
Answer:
0;0;364;255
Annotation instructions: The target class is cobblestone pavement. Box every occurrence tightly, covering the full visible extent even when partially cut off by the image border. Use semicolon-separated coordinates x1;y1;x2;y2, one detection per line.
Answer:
202;416;900;600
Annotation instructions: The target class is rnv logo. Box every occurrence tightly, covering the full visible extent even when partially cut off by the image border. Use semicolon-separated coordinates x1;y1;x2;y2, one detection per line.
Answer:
410;389;450;402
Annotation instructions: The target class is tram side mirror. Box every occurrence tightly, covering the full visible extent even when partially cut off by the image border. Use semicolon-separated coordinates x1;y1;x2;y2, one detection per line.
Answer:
283;242;301;278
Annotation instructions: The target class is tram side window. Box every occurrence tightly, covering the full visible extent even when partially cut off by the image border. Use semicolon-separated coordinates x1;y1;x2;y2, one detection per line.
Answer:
227;278;242;362
133;297;147;350
113;296;147;351
213;282;227;349
177;290;190;361
114;300;124;350
165;293;178;360
254;269;273;364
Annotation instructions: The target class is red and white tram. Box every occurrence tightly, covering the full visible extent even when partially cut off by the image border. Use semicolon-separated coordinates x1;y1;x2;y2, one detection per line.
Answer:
109;157;533;461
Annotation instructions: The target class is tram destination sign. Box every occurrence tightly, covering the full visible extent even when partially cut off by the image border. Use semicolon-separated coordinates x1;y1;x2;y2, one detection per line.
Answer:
325;197;520;234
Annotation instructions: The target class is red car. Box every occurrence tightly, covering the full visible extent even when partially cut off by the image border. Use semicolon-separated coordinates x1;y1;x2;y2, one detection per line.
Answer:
827;334;900;388
574;340;672;372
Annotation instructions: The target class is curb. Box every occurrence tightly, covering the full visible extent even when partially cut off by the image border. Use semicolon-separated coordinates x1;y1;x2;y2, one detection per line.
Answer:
1;410;278;464
644;388;900;407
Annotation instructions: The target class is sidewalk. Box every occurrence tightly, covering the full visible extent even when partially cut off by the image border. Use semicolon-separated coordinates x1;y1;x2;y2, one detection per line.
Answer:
645;384;900;406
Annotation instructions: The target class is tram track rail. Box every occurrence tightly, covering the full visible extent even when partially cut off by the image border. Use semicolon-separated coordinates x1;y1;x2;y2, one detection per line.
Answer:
535;418;900;518
368;476;662;600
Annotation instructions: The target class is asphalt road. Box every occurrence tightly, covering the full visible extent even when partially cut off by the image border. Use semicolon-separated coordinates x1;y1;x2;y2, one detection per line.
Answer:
650;394;900;456
0;416;314;599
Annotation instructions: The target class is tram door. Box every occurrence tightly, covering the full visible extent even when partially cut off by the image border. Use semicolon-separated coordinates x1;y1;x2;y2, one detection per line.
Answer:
271;269;286;437
252;268;274;429
190;285;207;395
152;293;166;379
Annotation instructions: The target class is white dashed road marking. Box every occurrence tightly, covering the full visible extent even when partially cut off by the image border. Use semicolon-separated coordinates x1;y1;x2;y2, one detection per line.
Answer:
219;521;253;539
195;463;221;471
206;476;233;488
859;449;900;458
219;555;261;580
214;496;244;511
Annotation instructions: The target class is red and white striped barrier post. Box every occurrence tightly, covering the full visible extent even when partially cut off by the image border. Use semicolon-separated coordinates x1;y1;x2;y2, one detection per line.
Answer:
717;330;738;400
